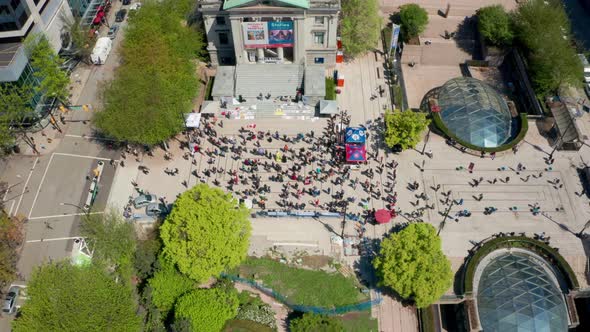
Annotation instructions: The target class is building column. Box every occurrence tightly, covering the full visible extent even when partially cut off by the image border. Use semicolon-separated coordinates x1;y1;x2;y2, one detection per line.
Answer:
257;48;264;63
230;17;244;64
293;18;306;64
277;47;284;61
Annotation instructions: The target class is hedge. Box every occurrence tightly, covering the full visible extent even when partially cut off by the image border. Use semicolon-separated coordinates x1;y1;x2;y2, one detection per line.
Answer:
462;236;579;295
325;77;336;100
432;112;528;153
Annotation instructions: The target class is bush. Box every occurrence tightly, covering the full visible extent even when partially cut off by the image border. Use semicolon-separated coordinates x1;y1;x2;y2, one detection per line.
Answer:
290;313;344;332
476;5;514;47
399;4;429;42
432;112;528;153
384;110;430;150
325;77;336;100
235;303;276;329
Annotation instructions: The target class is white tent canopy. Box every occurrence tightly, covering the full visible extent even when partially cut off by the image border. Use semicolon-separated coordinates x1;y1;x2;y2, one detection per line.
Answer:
184;113;202;128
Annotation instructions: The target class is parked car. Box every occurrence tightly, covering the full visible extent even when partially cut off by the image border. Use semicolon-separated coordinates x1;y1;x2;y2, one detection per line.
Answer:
146;203;167;217
585;83;590;99
115;9;127;22
2;286;20;314
122;0;131;5
107;25;119;39
133;194;157;209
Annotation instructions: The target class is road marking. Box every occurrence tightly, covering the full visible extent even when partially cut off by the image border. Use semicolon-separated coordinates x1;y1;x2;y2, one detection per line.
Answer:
27;211;104;220
272;242;319;247
53;152;113;161
26;236;80;243
14;157;39;217
8;200;15;216
28;154;53;219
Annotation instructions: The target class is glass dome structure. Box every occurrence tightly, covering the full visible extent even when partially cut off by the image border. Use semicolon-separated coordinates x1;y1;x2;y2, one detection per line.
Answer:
437;77;512;148
477;253;568;332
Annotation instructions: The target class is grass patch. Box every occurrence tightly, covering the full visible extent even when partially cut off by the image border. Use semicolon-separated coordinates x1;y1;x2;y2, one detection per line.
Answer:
204;76;215;101
419;306;436;332
325;77;336;100
339;311;378;332
232;257;368;307
223;319;274;332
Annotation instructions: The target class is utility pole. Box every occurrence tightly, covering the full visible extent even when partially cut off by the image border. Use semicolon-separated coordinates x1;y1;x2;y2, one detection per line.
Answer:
549;117;576;160
437;200;455;236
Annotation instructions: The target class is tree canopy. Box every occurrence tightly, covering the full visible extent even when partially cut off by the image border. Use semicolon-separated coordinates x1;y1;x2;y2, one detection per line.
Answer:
160;184;251;282
12;262;141;331
80;210;136;279
476;5;514;47
383;110;430;150
24;34;70;104
93;0;206;145
149;259;196;314
373;223;453;308
289;313;344;332
174;288;239;332
0;84;36;152
0;212;24;287
399;4;429;42
340;0;382;58
512;0;582;94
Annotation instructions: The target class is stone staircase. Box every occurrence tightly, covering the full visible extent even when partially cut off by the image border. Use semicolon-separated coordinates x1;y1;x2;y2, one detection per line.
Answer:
235;64;304;98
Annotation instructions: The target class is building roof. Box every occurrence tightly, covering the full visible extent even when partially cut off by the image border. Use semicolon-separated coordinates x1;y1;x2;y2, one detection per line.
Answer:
477;252;568;332
223;0;310;10
437;77;513;148
304;65;325;97
211;66;236;97
0;42;22;68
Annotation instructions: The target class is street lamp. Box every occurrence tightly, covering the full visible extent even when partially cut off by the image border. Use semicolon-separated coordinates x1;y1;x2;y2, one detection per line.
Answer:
577;219;590;238
60;202;89;215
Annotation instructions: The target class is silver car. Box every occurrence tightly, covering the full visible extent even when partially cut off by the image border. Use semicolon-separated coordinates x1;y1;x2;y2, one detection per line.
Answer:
2;286;20;314
107;25;119;39
146;203;167;217
133;194;156;209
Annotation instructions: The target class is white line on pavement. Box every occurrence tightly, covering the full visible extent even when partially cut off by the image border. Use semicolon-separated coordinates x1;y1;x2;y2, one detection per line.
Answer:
14;157;39;217
28;154;53;219
272;242;319;247
53;152;113;161
27;211;103;220
8;200;15;216
26;236;80;243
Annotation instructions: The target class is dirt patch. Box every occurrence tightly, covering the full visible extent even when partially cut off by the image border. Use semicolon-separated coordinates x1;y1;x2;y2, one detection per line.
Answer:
300;255;332;269
340;311;362;321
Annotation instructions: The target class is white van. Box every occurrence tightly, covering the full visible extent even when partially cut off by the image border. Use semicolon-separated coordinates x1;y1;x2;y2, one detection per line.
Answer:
91;37;113;65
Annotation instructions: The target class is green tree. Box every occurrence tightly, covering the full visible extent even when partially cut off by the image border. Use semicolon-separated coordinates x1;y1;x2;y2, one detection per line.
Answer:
0;84;37;152
24;34;70;104
512;0;582;94
134;236;162;280
93;0;205;145
399;4;429;42
80;210;136;279
12;262;141;331
340;0;382;58
174;288;239;332
290;313;344;332
60;13;94;64
476;5;514;47
0;212;24;286
148;259;196;314
373;223;453;308
383;110;430;150
160;184;251;282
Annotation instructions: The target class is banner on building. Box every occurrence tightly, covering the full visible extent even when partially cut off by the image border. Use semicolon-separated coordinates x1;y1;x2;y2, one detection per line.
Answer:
390;24;400;55
243;21;293;48
268;21;294;47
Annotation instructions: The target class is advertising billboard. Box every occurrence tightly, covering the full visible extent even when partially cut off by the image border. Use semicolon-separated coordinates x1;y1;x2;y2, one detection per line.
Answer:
243;21;293;48
268;21;294;47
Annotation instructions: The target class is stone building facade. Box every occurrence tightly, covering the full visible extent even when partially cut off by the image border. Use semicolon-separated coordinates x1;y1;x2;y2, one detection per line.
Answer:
199;0;340;67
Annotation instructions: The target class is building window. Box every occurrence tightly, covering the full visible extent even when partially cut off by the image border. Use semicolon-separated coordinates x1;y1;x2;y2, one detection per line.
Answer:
313;32;324;45
216;16;225;25
314;16;324;25
219;32;229;45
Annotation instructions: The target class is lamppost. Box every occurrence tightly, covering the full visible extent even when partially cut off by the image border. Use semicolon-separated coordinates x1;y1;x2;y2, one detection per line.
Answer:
548;118;576;161
60;202;89;215
437;200;455;236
